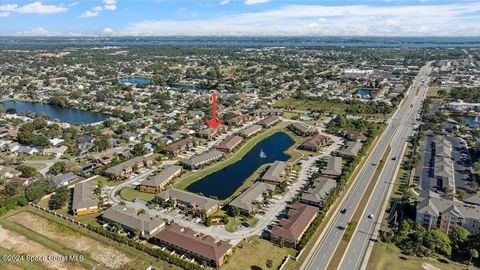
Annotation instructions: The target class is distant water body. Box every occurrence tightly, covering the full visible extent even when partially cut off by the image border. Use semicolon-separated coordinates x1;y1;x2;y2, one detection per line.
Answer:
1;37;480;48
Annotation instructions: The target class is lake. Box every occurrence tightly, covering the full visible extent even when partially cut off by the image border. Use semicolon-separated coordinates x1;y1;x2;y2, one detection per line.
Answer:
0;101;109;124
186;132;294;200
118;77;150;85
464;116;480;128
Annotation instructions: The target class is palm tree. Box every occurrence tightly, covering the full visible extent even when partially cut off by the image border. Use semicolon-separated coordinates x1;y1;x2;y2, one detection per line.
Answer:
469;249;478;267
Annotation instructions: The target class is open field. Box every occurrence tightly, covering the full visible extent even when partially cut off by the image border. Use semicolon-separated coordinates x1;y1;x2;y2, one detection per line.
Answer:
120;187;156;202
221;237;295;270
368;242;476;270
0;226;85;270
2;208;180;270
273;97;348;115
9;211;132;269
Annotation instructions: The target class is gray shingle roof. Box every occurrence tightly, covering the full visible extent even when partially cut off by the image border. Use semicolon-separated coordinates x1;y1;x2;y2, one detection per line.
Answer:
158;188;219;212
102;205;165;234
229;182;275;212
261;161;288;184
141;165;182;188
72;181;98;210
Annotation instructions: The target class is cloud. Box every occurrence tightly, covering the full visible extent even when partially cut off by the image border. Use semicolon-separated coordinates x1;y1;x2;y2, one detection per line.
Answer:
245;0;270;5
80;0;116;18
102;27;116;35
17;27;62;36
0;4;18;11
80;10;99;18
15;2;68;14
119;3;480;36
0;12;9;17
0;2;67;14
220;0;230;5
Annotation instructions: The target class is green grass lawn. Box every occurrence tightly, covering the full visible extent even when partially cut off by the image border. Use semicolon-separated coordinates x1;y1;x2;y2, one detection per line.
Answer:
212;209;259;233
221;237;295;270
120;187;155;202
273;97;348;115
368;242;476;270
91;175;122;186
26;163;45;170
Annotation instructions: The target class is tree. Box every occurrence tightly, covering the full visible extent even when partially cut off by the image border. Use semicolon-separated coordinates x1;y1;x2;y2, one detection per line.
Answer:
15;165;37;178
48;187;69;210
266;259;273;269
470;249;478;267
48;161;67;175
133;143;147;156
450;226;470;254
229;206;240;217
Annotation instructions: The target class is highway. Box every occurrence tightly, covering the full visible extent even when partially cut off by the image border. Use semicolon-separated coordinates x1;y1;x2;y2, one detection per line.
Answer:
302;62;433;270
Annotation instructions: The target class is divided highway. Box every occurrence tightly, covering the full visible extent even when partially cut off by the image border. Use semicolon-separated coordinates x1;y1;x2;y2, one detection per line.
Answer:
302;62;433;270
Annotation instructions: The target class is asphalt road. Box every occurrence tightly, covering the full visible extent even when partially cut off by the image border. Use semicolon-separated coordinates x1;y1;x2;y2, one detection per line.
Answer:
302;62;432;270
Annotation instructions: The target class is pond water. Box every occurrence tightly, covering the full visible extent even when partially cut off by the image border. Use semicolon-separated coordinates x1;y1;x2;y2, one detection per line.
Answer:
1;101;109;124
356;88;371;98
186;132;294;200
118;77;150;85
463;116;480;128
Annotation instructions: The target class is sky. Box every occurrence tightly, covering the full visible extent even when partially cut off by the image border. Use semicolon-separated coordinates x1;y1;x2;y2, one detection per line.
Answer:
0;0;479;36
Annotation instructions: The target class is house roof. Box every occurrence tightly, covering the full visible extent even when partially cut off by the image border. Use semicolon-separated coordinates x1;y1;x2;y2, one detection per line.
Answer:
158;188;219;211
261;161;287;184
215;135;243;151
51;172;77;186
435;138;452;158
271;203;318;243
256;116;279;127
240;124;262;136
102;205;165;234
105;156;149;175
301;134;329;149
229;182;275;212
72;181;98;210
321;156;343;176
290;121;314;133
301;177;337;204
154;224;232;262
417;192;480;219
181;150;224;167
163;137;194;152
339;141;363;157
141;165;182;188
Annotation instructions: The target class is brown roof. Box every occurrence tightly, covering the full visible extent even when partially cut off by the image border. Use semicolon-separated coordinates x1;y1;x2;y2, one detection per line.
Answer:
271;203;318;243
154;224;232;262
163;137;194;152
215;135;243;151
256;116;280;127
301;134;329;149
338;128;367;142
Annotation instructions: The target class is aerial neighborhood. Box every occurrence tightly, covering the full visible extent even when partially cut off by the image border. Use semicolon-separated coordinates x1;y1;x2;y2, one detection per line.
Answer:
0;37;479;270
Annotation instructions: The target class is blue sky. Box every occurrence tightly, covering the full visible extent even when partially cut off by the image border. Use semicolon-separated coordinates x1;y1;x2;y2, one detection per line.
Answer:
0;0;479;36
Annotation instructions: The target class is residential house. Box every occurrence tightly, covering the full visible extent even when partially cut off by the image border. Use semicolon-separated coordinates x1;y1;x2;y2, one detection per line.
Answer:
138;165;183;193
301;177;337;207
338;141;363;159
300;134;330;152
321;156;343;178
338;128;367;142
51;172;78;187
240;124;262;138
256;116;280;128
104;156;152;179
157;188;220;217
162;137;194;155
261;161;289;185
215;135;243;152
102;205;165;239
288;121;315;136
181;150;224;170
270;203;318;248
72;181;99;216
229;182;275;215
153;224;233;267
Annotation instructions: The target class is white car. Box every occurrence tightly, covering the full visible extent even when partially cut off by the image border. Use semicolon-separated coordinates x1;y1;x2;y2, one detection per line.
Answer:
368;214;374;219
